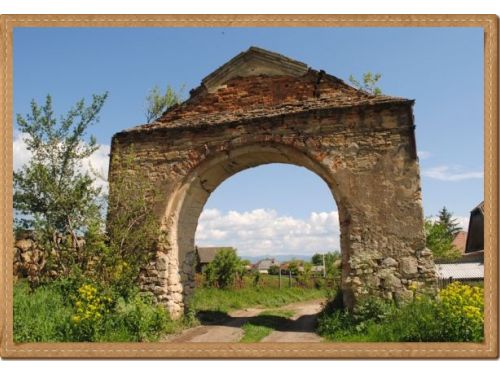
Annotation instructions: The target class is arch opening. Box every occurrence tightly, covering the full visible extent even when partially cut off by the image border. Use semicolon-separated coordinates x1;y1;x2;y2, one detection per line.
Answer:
168;143;352;313
195;162;339;258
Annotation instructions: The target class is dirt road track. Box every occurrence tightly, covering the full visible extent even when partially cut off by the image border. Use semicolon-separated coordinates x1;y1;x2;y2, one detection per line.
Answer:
164;298;325;343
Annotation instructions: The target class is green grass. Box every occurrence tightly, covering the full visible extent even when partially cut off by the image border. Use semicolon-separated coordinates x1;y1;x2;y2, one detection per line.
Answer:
191;286;325;313
13;280;73;342
13;279;192;342
240;323;273;342
240;309;295;343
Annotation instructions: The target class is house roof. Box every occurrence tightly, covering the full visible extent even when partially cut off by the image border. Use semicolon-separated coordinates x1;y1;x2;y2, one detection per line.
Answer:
465;200;485;253
435;262;484;280
452;231;468;254
255;258;280;270
472;201;485;215
196;246;234;264
122;47;412;134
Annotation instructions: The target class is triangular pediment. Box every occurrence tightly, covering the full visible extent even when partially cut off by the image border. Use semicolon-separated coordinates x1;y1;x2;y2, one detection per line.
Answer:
201;46;309;93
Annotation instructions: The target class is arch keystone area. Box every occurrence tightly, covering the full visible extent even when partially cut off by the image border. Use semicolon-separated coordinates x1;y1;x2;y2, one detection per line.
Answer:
108;47;437;318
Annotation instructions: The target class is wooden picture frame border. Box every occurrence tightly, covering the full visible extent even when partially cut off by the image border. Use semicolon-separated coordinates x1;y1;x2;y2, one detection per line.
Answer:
0;14;497;359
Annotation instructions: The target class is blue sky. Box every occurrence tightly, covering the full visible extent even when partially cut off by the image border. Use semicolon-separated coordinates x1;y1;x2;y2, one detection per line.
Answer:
13;27;484;256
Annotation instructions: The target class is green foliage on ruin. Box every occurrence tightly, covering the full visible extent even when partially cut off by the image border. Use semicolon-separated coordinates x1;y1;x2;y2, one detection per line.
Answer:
348;71;383;95
105;145;162;295
144;84;184;123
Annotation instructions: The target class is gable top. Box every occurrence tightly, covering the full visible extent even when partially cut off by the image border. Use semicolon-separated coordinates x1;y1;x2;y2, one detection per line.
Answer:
202;46;309;93
123;47;412;133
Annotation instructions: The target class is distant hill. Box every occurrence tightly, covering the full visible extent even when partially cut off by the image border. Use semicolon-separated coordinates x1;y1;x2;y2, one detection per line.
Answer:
240;254;312;263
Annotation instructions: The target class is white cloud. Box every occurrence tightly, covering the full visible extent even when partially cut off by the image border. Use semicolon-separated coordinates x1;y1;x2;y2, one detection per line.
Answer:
422;165;483;181
195;208;340;257
13;131;110;192
83;144;111;192
417;150;432;160
13;132;32;171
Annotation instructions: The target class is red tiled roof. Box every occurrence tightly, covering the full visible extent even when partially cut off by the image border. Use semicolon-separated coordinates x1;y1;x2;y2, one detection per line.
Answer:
452;231;468;254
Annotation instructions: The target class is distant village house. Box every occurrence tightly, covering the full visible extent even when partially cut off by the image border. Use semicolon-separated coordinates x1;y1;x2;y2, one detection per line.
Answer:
195;246;236;273
254;258;280;274
435;201;484;285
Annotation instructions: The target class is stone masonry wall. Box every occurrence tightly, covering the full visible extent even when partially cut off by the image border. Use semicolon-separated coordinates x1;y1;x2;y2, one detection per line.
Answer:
109;98;437;318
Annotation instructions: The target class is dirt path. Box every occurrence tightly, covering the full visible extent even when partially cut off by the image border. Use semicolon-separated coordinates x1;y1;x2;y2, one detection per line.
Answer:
163;298;325;343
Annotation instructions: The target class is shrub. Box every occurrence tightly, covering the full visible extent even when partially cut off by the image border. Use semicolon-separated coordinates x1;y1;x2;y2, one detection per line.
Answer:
436;282;484;341
317;294;395;339
317;282;484;342
268;264;280;275
384;283;483;342
96;293;172;342
374;296;442;342
69;282;114;341
203;248;242;289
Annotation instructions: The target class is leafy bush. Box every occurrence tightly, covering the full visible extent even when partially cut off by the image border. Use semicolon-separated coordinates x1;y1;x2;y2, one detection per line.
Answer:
268;264;280;275
436;282;484;341
317;282;484;342
317;294;395;339
68;282;114;341
203;248;243;289
95;293;172;342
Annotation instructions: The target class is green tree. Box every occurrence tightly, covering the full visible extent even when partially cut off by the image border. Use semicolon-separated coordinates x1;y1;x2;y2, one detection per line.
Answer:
268;264;280;275
14;93;108;278
425;219;461;261
311;253;323;266
203;248;242;289
348;72;382;95
437;206;462;237
297;262;313;287
145;85;183;123
311;252;341;277
288;259;302;276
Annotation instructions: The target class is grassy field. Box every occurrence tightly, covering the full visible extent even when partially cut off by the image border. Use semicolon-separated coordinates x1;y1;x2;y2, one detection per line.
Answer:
190;284;326;313
14;274;326;342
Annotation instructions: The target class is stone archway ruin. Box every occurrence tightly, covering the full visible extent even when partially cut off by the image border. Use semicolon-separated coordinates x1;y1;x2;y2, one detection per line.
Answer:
109;47;437;318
